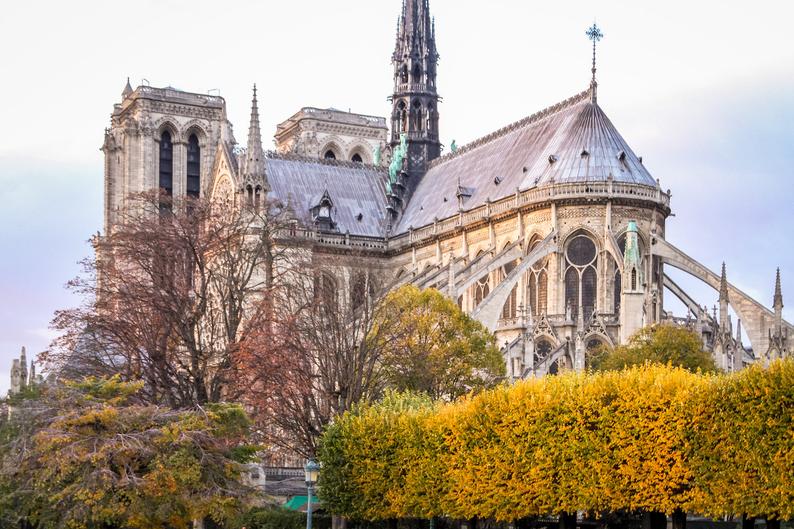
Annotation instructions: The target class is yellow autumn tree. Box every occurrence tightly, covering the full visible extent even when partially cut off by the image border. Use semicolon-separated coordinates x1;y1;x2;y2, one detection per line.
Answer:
688;359;794;519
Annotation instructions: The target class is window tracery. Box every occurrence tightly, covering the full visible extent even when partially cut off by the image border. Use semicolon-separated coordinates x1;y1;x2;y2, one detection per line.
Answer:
564;234;598;320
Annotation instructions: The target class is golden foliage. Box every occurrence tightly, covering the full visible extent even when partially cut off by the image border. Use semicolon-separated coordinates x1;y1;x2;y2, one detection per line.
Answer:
319;361;794;522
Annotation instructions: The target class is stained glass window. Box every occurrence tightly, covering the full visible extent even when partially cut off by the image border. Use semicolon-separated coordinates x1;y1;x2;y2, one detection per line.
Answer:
186;134;200;198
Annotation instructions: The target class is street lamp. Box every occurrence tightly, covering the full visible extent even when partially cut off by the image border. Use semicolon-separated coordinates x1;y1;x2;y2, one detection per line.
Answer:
304;459;321;529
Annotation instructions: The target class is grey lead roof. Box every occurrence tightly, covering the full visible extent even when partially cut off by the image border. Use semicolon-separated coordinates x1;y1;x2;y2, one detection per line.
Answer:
264;154;390;237
396;89;657;232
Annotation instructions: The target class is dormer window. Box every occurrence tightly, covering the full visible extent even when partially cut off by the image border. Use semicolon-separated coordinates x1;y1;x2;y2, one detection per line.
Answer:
311;190;337;232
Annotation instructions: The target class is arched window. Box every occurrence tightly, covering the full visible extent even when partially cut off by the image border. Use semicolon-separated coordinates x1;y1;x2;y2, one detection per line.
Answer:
314;272;338;312
631;268;637;291
614;267;622;315
186;134;200;198
564;234;598;320
351;272;367;311
254;186;262;211
526;235;549;316
324;150;336;160
159;130;173;197
411;99;423;132
473;275;490;307
501;259;518;320
351;153;363;163
535;339;553;362
246;185;254;207
412;63;422;82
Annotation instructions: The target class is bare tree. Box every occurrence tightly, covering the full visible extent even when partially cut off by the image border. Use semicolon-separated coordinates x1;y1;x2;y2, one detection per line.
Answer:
236;257;390;459
47;192;296;407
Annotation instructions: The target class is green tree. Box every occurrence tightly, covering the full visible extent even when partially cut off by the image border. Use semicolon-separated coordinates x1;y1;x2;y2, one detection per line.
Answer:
368;286;505;400
591;324;717;373
0;376;259;529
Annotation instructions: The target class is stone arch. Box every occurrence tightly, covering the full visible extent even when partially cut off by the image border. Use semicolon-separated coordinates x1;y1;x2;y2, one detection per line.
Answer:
320;137;345;161
563;229;601;320
561;226;603;253
347;143;371;164
471;230;558;330
210;173;235;212
182;120;209;141
652;236;794;356
154;118;181;143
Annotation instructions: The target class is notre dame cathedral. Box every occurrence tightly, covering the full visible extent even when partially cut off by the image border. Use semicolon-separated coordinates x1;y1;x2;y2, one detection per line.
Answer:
98;0;790;382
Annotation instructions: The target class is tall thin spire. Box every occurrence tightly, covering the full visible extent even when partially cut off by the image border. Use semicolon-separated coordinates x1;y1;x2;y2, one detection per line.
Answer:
244;84;268;189
388;0;440;208
586;23;603;103
719;262;730;332
774;268;784;310
719;262;729;303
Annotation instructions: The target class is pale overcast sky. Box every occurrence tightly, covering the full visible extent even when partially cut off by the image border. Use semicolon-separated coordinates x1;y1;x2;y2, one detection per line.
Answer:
1;0;793;393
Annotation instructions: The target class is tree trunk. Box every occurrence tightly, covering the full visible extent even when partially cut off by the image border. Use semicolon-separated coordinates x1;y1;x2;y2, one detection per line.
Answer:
671;509;686;529
741;515;755;529
765;518;780;529
559;512;576;529
642;511;666;529
331;515;347;529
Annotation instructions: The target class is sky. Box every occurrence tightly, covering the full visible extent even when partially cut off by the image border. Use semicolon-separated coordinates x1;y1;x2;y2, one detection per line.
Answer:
1;0;793;394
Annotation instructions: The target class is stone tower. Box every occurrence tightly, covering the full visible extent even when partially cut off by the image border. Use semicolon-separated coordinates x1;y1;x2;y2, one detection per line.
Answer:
102;82;231;233
389;0;441;195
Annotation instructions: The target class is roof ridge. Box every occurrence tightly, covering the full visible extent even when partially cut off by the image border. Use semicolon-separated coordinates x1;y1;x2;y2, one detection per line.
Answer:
428;87;592;169
265;150;388;172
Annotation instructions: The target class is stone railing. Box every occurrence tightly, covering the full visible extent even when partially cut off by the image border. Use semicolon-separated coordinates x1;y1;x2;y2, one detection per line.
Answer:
134;86;224;107
279;228;388;251
389;181;670;251
276;181;669;254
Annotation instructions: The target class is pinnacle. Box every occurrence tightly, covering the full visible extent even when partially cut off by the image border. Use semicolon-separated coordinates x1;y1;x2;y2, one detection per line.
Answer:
774;267;783;309
122;77;133;99
719;262;729;303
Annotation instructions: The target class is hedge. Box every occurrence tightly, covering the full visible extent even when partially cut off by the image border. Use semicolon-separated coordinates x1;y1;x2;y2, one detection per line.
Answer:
317;361;794;522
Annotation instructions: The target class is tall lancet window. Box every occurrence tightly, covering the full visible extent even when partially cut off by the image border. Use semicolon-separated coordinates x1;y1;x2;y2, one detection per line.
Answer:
526;235;549;316
564;234;598;320
159;131;173;197
186;134;201;198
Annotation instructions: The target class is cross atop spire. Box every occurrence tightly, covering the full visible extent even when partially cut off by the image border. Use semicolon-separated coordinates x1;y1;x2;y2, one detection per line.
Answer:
586;23;603;102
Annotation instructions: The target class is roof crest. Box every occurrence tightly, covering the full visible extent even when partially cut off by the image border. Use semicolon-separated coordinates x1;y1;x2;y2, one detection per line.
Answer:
428;88;592;169
265;150;389;172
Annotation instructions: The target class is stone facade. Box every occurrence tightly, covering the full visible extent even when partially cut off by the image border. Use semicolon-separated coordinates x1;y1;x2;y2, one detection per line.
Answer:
274;107;388;166
98;0;792;380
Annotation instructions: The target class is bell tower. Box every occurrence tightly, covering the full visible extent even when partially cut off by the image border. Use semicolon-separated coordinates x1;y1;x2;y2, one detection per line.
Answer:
389;0;441;189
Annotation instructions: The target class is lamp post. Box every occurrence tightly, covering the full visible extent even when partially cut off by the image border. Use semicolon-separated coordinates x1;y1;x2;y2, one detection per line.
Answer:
304;459;320;529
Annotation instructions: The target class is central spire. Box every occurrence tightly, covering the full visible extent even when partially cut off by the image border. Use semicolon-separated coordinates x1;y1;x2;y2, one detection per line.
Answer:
389;0;441;209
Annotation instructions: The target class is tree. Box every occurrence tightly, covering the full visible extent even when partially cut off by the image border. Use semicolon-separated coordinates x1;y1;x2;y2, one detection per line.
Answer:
369;285;505;400
0;376;259;529
236;282;504;461
46;192;297;407
591;324;717;373
235;259;388;460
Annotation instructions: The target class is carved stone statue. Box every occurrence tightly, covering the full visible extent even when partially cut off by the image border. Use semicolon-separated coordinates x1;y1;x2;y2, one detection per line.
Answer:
450;139;457;153
387;133;408;194
374;144;382;166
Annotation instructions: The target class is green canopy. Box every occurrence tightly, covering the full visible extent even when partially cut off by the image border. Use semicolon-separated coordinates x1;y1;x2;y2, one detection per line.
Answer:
283;495;322;513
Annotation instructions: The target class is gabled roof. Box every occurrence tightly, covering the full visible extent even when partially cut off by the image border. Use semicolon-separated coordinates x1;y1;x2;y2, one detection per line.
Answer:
264;153;390;238
396;88;657;233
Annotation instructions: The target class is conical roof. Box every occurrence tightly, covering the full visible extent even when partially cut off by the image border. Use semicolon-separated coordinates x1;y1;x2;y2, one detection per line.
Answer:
398;88;658;232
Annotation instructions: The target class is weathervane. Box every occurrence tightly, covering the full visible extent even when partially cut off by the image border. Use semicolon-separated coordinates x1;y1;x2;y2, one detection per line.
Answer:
586;23;603;102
